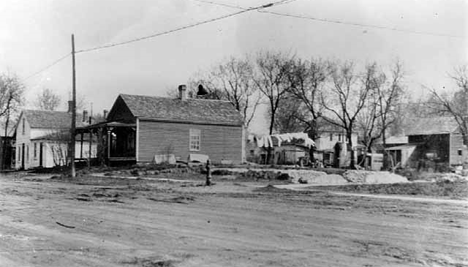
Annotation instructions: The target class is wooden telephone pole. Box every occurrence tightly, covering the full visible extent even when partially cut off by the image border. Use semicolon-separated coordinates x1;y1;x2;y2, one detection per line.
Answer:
70;34;76;177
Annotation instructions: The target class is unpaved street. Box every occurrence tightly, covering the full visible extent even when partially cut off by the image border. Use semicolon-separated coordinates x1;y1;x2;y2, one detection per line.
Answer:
1;175;467;267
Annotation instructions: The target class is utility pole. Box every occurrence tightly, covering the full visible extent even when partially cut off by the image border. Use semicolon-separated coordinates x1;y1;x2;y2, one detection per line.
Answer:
70;34;76;177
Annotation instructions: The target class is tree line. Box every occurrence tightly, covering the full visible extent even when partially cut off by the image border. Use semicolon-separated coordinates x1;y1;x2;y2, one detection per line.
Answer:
0;51;466;168
189;51;468;167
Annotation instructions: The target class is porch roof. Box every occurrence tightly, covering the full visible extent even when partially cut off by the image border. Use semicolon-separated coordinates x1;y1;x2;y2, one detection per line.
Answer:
76;121;136;131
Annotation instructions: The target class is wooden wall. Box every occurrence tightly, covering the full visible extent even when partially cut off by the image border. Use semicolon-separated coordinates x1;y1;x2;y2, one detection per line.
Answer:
449;133;468;165
138;120;243;164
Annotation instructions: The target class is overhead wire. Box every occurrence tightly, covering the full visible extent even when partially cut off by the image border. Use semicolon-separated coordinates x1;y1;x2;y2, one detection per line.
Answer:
24;53;70;80
190;0;465;39
22;0;290;80
261;10;464;39
75;0;294;54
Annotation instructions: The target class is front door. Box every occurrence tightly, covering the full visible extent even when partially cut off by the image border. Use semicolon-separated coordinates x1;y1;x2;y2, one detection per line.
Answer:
21;143;25;170
39;143;43;167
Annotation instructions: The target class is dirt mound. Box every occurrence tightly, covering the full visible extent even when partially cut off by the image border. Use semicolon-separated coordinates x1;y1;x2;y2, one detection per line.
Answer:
344;171;408;184
286;170;348;185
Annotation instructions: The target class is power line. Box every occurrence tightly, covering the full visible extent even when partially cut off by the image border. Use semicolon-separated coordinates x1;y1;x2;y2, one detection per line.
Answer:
76;0;291;54
24;53;70;80
190;0;464;39
261;10;464;39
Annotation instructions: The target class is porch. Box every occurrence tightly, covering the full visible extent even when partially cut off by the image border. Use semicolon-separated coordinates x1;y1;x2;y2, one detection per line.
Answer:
76;121;136;165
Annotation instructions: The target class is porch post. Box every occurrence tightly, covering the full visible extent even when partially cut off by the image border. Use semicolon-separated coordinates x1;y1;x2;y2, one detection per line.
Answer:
136;118;139;163
107;129;111;161
80;132;84;159
88;129;92;168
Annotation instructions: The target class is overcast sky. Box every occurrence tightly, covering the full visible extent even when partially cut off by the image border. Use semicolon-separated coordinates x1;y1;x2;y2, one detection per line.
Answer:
0;0;466;133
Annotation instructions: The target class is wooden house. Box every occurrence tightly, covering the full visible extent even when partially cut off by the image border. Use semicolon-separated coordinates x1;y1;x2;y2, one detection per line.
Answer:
80;85;245;165
385;117;467;170
14;109;95;170
314;118;359;168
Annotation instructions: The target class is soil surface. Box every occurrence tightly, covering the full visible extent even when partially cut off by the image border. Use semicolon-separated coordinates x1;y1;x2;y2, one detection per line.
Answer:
1;173;467;267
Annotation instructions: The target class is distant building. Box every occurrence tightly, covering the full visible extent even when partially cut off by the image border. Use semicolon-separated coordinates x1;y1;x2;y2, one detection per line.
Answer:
314;119;359;168
0;125;15;170
248;133;315;165
385;117;467;170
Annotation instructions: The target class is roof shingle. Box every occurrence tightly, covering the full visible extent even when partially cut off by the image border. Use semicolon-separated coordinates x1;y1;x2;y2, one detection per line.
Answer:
405;117;459;135
22;110;85;129
118;94;243;126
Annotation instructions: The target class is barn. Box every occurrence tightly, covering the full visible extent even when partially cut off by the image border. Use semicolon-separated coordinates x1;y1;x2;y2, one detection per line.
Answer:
85;85;245;165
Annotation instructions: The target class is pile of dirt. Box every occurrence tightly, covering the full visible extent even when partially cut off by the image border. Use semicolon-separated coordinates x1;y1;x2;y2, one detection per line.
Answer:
317;180;468;199
343;170;408;184
285;170;348;185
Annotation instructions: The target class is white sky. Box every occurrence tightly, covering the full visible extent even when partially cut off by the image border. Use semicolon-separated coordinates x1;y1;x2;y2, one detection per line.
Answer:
0;0;466;133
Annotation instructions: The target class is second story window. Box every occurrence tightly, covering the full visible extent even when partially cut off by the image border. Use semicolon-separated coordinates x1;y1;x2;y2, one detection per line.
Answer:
189;129;201;151
22;118;25;135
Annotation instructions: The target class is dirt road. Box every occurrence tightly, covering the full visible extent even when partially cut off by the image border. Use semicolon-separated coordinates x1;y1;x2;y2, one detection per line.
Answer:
0;174;467;267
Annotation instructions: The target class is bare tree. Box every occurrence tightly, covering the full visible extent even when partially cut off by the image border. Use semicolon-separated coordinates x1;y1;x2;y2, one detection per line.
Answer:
357;62;405;152
287;58;330;140
355;62;405;169
34;88;61;111
273;92;307;133
253;51;293;135
321;61;374;168
0;72;24;169
427;65;468;145
189;56;262;128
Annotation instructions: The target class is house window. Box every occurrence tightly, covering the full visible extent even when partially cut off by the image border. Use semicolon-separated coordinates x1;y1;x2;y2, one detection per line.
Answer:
18;147;21;162
338;134;342;142
26;145;29;163
22;118;25;135
189;129;201;151
329;133;333;141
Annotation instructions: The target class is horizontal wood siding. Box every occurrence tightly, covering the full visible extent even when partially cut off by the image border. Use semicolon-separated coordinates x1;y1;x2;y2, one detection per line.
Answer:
138;120;242;163
449;133;467;165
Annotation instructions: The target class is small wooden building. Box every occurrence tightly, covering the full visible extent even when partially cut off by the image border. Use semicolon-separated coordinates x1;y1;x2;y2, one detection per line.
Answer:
79;86;245;165
386;117;467;170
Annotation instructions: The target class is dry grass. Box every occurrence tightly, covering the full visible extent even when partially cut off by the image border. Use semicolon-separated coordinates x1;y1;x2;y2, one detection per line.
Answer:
316;180;468;199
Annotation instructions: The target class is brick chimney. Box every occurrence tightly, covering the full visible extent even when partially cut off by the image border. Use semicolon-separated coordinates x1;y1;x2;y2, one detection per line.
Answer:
82;110;88;123
178;85;187;101
67;100;73;113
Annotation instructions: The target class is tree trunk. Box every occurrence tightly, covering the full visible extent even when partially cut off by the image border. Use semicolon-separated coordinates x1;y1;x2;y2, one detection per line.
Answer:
382;127;389;170
347;131;355;169
266;108;275;165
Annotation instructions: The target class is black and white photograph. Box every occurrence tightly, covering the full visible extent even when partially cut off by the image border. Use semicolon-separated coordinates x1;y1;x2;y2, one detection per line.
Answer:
0;0;466;266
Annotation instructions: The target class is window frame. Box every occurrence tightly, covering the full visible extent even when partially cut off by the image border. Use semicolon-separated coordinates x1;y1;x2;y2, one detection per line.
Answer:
189;129;201;151
34;143;37;160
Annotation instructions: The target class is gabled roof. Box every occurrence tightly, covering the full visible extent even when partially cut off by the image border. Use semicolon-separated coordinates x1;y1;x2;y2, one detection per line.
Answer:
405;117;459;136
20;110;86;129
114;94;243;126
